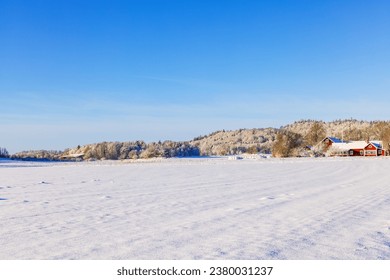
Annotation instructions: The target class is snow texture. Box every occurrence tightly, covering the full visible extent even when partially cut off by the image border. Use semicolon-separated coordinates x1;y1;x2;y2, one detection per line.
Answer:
1;157;390;259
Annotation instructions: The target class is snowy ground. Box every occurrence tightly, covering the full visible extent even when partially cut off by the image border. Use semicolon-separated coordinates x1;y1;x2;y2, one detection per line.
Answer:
1;157;390;260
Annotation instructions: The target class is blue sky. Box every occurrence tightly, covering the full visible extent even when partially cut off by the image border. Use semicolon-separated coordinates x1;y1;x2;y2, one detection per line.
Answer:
1;0;389;153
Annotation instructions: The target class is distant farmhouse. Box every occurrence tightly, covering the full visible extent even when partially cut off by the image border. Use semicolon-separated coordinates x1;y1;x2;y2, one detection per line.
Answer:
59;153;84;161
319;137;385;157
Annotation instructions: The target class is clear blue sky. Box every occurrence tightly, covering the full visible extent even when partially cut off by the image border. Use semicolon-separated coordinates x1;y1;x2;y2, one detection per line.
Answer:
1;0;389;153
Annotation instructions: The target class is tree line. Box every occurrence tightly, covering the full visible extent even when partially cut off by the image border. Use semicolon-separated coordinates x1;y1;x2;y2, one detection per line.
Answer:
11;141;200;160
72;140;201;160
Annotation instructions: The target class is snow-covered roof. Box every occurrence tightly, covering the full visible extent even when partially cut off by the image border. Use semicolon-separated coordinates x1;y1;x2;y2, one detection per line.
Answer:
332;141;367;151
60;153;85;158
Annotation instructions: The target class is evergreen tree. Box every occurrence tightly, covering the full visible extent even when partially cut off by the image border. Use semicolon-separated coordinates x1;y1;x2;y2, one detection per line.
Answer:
0;147;9;158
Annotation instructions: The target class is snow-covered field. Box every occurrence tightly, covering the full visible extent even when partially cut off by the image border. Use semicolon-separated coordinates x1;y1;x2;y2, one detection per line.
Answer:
1;157;390;260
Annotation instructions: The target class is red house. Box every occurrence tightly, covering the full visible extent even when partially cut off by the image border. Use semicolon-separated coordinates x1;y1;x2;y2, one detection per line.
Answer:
364;142;383;156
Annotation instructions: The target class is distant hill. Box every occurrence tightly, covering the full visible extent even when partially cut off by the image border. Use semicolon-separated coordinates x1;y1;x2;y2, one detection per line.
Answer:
189;127;278;155
283;119;374;141
10;119;390;160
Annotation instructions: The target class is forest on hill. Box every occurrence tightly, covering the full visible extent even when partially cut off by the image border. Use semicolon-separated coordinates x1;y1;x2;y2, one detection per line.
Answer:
8;119;390;160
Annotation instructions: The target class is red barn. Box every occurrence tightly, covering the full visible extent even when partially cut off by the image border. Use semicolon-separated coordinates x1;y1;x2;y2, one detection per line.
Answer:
364;142;382;156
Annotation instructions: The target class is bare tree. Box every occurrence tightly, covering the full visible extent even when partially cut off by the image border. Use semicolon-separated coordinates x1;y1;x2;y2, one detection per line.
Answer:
372;122;390;154
272;130;303;157
305;122;326;146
